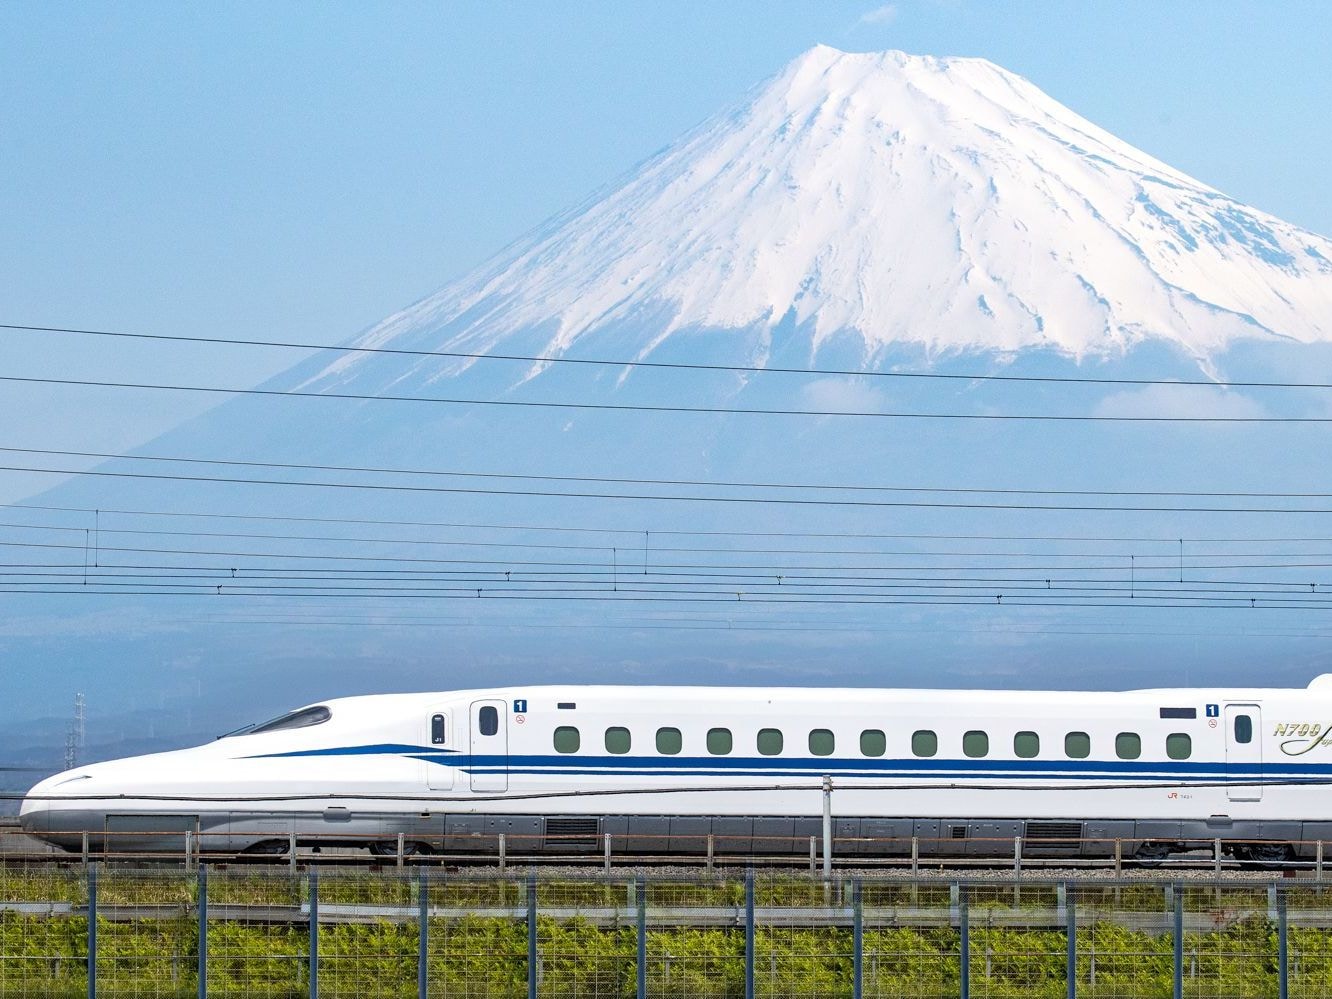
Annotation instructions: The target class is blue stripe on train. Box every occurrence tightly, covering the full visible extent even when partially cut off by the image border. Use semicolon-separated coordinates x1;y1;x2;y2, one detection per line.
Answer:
249;743;1322;781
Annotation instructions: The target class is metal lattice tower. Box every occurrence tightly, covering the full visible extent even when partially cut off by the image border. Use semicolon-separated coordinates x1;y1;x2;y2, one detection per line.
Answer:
63;693;85;771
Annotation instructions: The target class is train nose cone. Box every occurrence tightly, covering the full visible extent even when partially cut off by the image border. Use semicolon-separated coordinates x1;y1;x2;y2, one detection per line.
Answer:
19;770;96;849
18;773;59;836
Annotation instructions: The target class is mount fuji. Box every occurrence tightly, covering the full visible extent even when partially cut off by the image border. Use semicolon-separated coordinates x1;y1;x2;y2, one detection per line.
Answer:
312;45;1332;391
7;46;1332;775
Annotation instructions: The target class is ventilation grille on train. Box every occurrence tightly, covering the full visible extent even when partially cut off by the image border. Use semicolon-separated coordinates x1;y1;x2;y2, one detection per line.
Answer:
950;826;968;840
1026;821;1083;846
545;817;600;845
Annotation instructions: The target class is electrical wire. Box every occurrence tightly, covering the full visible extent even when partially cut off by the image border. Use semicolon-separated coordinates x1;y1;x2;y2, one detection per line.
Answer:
5;444;1332;500
10;460;1332;512
10;499;1332;545
6;320;1332;391
3;371;1332;422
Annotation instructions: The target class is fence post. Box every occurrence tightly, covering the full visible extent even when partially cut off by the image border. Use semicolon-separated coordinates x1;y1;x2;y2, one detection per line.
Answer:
822;775;833;883
86;863;97;999
309;867;319;999
1065;883;1076;999
744;869;755;999
959;884;969;999
527;874;538;999
197;866;208;999
1278;887;1289;999
1172;883;1183;999
636;876;647;999
852;878;863;999
418;867;428;999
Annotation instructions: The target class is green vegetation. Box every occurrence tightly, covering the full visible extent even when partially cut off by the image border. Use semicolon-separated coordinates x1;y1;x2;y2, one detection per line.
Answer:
0;871;1325;997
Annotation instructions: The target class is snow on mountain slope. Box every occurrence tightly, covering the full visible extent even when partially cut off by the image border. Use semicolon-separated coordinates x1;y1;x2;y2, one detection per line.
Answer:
315;45;1332;388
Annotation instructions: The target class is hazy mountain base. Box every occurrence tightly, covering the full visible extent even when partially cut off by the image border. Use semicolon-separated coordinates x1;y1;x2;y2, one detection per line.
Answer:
5;331;1332;774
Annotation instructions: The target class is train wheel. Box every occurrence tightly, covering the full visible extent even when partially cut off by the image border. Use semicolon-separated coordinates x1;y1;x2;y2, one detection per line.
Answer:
1133;842;1171;863
241;839;289;856
368;840;428;857
1241;843;1294;869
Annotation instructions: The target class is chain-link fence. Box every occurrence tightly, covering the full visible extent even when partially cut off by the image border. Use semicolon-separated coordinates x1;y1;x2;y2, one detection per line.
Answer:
4;865;1332;997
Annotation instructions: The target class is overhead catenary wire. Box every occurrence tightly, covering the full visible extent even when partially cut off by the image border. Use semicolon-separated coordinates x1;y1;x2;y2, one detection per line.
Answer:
6;320;1332;391
11;499;1332;546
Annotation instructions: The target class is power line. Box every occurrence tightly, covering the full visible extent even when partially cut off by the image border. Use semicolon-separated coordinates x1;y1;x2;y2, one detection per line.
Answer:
9;499;1332;545
7;444;1332;500
2;584;1328;610
6;320;1332;391
11;460;1332;512
1;371;1330;423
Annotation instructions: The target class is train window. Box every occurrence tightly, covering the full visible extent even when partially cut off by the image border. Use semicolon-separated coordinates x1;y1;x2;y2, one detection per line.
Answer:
1166;733;1192;760
963;731;989;758
1014;732;1039;758
860;730;886;757
656;727;683;755
707;728;732;755
1234;715;1253;744
431;714;446;745
246;705;331;735
809;729;835;756
912;730;937;758
758;728;784;756
1065;732;1091;759
478;706;499;736
553;726;580;754
1116;732;1141;760
605;727;631;755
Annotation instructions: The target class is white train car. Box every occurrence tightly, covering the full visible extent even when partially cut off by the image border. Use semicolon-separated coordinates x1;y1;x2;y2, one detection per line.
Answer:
20;678;1332;862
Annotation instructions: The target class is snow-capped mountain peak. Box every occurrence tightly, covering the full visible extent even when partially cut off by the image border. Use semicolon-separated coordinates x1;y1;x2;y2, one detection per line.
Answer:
318;45;1332;384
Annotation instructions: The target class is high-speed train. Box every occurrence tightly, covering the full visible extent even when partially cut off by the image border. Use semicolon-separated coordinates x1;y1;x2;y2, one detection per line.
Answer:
20;679;1332;862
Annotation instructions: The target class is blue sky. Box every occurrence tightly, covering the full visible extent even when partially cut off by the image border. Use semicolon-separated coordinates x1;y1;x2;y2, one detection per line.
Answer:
5;2;1332;752
3;1;1331;401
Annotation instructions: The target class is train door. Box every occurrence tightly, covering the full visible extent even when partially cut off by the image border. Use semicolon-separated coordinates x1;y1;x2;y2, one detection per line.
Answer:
1225;704;1262;802
469;699;509;792
425;709;454;791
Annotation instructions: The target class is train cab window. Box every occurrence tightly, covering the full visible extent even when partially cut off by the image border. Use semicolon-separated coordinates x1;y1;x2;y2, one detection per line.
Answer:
431;714;447;745
912;730;937;758
1065;732;1091;759
757;728;784;756
1115;732;1141;760
1234;715;1253;744
605;727;631;755
809;729;835;756
656;727;683;755
1014;731;1039;759
1166;733;1192;760
963;731;989;758
707;728;733;755
478;706;499;736
860;730;886;757
245;705;331;735
553;726;580;754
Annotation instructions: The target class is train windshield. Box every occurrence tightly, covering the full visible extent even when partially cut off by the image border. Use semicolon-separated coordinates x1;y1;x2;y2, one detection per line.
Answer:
221;705;332;738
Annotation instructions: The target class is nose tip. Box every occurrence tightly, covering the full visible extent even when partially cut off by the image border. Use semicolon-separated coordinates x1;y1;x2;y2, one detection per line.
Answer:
18;778;52;836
